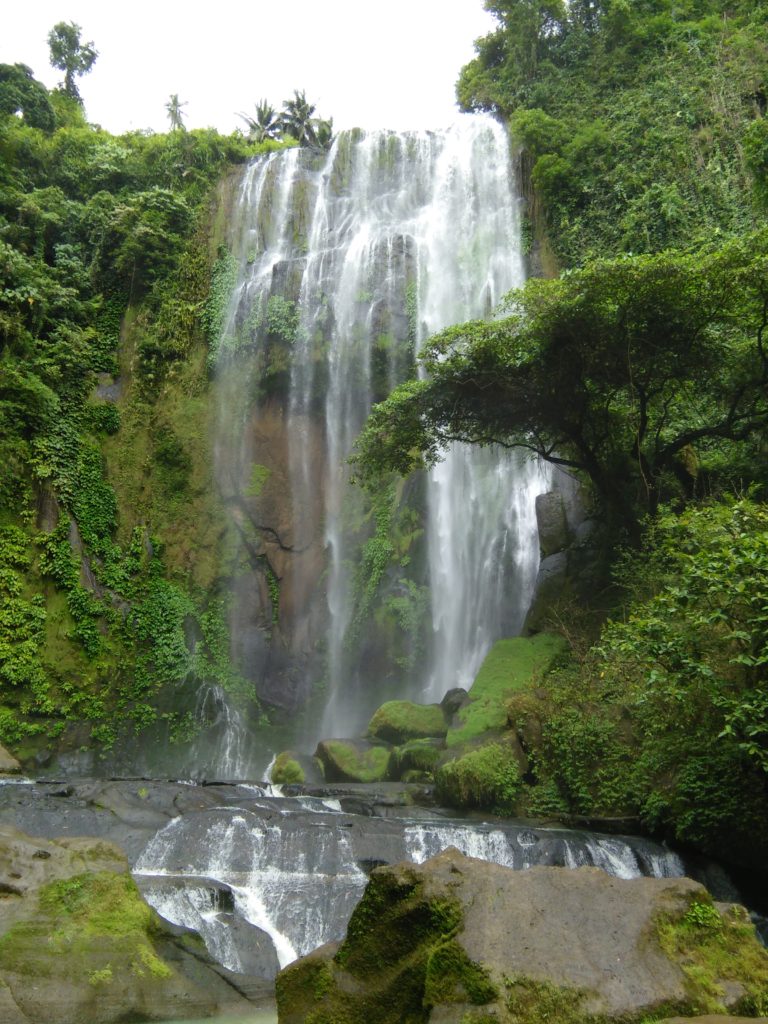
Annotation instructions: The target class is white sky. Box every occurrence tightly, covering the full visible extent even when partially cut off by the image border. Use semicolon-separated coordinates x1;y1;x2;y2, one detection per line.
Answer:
1;1;495;135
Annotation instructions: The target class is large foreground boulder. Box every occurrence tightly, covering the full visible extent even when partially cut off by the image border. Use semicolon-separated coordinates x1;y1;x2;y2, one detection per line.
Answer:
276;848;768;1024
0;826;259;1023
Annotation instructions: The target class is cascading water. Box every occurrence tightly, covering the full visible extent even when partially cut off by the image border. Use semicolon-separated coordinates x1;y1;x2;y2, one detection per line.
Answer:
133;795;685;976
212;115;547;751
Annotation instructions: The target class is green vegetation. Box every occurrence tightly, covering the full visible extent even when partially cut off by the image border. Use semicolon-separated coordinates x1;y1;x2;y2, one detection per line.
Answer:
447;634;565;747
459;0;768;268
0;871;173;982
0;51;285;758
367;700;446;744
47;22;97;103
656;894;768;1015
353;236;768;535
239;89;333;150
435;742;521;814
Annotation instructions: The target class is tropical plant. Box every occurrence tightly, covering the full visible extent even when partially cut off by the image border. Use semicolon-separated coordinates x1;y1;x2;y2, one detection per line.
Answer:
280;89;317;147
165;93;187;131
238;98;281;142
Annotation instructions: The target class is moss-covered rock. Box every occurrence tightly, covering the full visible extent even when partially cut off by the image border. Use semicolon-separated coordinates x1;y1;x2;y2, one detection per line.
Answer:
446;633;565;748
314;739;390;783
434;740;522;813
0;826;256;1023
276;849;768;1024
388;738;443;782
272;750;305;784
368;700;447;745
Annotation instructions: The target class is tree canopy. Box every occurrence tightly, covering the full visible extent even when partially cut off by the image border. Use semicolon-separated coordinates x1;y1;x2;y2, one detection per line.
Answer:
353;232;768;531
47;22;97;102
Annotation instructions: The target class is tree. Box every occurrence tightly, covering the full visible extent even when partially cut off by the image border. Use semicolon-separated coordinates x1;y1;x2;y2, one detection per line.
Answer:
0;64;55;131
238;99;281;143
165;94;187;131
352;233;768;533
47;22;97;102
280;89;317;147
315;117;334;151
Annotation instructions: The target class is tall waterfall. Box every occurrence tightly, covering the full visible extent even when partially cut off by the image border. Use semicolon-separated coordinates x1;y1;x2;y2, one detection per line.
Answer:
213;116;546;752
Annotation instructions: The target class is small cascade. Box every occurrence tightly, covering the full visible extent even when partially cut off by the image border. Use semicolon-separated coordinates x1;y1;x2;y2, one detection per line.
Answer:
403;822;684;879
213;116;548;742
135;807;369;969
190;684;252;781
135;799;684;975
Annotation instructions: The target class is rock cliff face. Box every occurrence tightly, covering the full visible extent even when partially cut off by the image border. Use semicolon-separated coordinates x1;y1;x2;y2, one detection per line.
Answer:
276;848;768;1024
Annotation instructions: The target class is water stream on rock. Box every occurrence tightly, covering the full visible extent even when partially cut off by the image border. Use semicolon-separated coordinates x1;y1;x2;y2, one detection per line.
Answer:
133;789;684;975
209;117;547;763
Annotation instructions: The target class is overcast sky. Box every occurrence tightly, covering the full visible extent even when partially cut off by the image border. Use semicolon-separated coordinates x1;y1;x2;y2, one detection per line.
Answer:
1;1;495;135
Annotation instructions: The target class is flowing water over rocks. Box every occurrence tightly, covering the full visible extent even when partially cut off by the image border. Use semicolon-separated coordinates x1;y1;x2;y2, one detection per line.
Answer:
211;117;549;769
0;778;688;984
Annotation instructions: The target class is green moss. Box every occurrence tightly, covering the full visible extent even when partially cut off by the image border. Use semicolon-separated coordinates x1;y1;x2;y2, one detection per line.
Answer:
503;975;594;1024
656;895;768;1015
447;634;566;748
321;741;390;784
388;738;442;781
435;742;521;814
0;871;175;984
368;701;446;744
273;751;305;784
424;939;498;1006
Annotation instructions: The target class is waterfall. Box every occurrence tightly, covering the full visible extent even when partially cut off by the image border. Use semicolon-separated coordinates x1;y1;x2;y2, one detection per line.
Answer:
213;116;547;749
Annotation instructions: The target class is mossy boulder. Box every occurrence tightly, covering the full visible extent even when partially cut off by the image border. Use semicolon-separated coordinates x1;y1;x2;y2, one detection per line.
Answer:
368;700;447;745
276;848;768;1024
446;633;565;749
272;751;306;784
314;739;390;783
388;738;444;782
434;740;522;814
0;826;256;1023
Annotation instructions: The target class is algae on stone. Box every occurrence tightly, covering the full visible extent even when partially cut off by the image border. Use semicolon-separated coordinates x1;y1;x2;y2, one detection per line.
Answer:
273;751;305;784
315;739;390;783
368;700;447;745
434;741;521;813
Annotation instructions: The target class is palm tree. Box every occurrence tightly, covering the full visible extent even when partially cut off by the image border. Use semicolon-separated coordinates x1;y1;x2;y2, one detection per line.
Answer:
314;117;334;151
280;90;317;147
165;94;187;131
238;99;282;143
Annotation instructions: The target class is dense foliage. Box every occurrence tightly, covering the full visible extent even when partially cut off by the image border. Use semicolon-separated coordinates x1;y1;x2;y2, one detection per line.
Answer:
459;0;768;266
0;61;283;757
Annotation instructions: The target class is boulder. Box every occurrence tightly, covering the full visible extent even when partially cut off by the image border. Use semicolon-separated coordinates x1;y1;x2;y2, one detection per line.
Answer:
440;688;469;717
523;551;570;633
314;739;390;783
0;826;257;1023
387;738;443;782
367;700;447;745
276;848;768;1024
0;746;20;775
272;751;306;785
535;490;569;557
